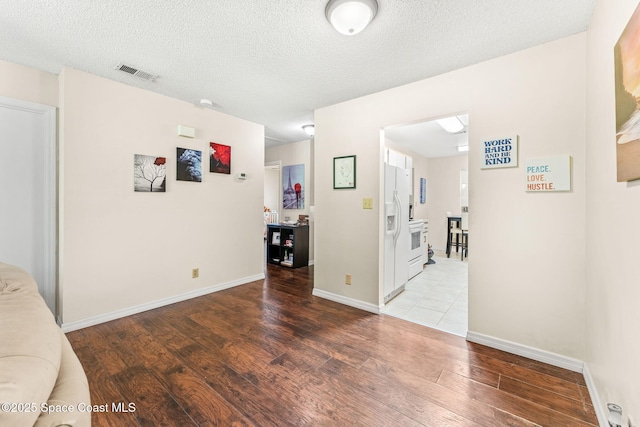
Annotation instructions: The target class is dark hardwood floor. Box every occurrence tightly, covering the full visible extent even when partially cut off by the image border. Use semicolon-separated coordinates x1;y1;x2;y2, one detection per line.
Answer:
66;265;597;426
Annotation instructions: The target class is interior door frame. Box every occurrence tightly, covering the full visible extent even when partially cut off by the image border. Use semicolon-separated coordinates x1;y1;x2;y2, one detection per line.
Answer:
264;160;282;214
379;113;470;334
0;96;57;316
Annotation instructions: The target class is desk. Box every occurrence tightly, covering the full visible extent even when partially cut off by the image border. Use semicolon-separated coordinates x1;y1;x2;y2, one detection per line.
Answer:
446;216;461;258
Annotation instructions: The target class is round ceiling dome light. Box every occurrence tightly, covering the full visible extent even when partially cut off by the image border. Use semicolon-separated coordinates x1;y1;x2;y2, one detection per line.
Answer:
302;124;315;136
326;0;378;36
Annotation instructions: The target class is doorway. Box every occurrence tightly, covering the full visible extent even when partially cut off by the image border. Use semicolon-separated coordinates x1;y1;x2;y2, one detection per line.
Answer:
0;96;57;315
264;161;281;266
381;114;469;337
264;161;281;218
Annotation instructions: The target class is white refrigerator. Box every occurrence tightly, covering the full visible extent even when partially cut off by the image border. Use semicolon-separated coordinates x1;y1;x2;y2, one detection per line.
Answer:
384;163;410;303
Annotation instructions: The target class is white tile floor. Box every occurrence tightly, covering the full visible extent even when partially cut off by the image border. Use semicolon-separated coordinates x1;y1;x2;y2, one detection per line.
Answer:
382;250;468;337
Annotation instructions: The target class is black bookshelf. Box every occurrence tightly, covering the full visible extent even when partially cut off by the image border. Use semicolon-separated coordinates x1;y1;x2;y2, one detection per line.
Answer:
266;224;309;268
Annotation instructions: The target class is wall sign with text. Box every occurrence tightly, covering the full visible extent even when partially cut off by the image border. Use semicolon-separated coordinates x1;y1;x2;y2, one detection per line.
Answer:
481;135;518;169
525;156;572;192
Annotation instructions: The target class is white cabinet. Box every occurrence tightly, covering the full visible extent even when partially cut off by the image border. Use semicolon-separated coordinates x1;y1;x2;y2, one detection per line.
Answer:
422;220;429;263
385;147;413;195
387;148;404;168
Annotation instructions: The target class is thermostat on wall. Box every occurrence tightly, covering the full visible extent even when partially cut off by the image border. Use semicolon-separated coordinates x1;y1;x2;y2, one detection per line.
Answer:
237;172;247;180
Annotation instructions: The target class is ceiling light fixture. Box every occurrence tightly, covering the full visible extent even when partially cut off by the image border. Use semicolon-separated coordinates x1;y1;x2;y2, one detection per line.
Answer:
436;116;464;134
302;124;315;136
199;99;213;107
326;0;378;36
457;145;469;152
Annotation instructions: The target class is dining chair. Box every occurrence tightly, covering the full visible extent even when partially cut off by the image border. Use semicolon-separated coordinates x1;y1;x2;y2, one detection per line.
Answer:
446;213;462;257
460;212;469;260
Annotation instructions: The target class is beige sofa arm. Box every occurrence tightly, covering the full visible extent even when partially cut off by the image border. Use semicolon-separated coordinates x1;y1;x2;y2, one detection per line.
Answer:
33;330;91;427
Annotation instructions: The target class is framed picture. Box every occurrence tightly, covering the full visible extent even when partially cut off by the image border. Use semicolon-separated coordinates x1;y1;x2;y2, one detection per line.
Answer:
176;148;202;182
282;164;305;209
210;142;231;174
134;154;166;192
333;155;356;189
614;3;640;182
480;136;518;169
271;232;280;245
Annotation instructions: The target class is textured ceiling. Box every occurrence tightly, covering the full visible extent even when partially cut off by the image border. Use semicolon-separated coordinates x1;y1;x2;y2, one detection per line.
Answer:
0;1;594;146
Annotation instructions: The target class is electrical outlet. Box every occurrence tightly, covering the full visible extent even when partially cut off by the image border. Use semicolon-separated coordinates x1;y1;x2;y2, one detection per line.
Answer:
345;274;352;285
192;268;199;278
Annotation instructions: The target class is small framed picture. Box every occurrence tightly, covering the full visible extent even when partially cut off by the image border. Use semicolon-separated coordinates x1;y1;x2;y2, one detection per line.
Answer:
271;232;280;245
333;155;356;189
210;142;231;174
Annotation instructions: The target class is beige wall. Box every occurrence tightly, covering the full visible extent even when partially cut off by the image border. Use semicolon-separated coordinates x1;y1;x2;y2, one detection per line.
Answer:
0;60;58;107
315;33;587;359
1;62;267;327
59;67;265;324
425;155;468;250
586;0;640;421
265;140;314;262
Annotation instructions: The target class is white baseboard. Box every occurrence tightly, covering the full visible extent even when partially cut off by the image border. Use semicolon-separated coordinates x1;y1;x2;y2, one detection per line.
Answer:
583;363;607;427
61;273;265;332
308;259;315;266
466;331;607;426
465;331;584;373
312;288;381;314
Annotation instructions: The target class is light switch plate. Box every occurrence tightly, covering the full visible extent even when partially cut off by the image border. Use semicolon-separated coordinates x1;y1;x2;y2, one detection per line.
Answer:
363;198;373;209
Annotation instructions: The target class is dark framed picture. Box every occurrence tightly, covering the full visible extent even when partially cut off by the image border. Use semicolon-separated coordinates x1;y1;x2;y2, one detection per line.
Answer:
333;155;356;189
210;142;231;174
176;148;202;182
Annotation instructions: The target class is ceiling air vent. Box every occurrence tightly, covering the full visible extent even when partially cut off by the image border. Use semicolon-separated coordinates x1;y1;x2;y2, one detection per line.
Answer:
114;63;158;81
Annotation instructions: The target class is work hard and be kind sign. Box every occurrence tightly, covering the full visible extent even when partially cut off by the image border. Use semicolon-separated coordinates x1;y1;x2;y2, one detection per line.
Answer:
481;135;518;169
480;135;572;192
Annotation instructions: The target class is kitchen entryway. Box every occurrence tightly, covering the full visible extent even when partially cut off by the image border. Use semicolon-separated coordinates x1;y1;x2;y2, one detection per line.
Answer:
382;250;467;337
381;113;470;337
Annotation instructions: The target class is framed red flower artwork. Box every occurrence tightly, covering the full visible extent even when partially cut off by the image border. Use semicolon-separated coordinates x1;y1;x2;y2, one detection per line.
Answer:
209;142;231;174
134;154;166;192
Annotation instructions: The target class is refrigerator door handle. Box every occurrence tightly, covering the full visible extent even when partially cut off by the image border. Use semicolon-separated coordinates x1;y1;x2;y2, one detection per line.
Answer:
393;190;402;244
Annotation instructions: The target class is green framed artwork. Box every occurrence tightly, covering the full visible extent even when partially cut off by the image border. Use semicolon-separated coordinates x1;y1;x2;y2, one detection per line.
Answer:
333;155;356;189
